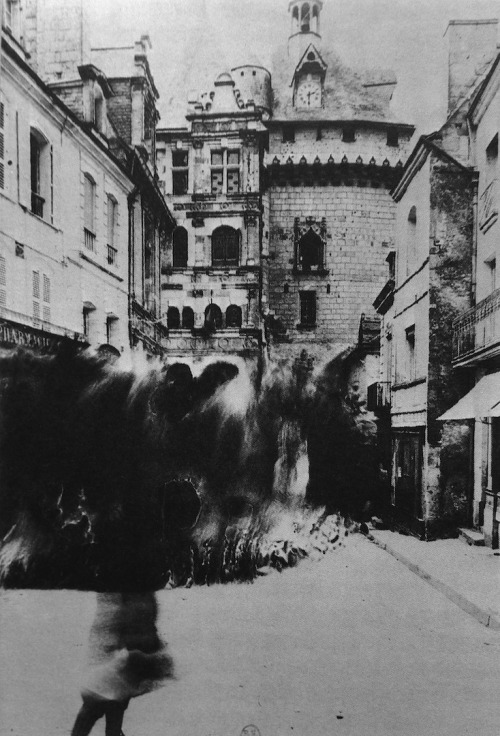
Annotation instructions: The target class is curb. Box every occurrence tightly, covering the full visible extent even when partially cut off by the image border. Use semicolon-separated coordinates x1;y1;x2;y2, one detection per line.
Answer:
367;533;500;631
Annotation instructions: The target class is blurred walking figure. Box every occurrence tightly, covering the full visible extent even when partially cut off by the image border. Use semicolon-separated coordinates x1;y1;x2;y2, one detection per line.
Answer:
71;591;174;736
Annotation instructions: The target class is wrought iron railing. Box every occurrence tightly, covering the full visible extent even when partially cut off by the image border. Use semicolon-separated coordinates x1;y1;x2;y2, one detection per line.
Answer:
453;287;500;362
84;228;96;252
31;192;44;218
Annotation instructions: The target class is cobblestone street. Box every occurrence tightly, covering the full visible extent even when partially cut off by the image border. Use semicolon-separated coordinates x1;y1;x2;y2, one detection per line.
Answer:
1;534;499;736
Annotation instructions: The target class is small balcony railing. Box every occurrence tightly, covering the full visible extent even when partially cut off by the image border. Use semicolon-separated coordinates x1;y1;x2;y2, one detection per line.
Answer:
84;228;96;252
31;192;44;218
453;287;500;363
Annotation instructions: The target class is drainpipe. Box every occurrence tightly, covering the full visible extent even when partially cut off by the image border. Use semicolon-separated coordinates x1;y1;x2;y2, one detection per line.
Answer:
471;172;479;308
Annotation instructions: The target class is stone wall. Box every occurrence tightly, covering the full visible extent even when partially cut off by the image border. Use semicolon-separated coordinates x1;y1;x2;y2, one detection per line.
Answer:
427;155;475;528
267;183;395;352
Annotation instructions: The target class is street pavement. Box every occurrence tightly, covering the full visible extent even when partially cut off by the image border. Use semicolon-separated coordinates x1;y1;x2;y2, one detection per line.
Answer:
1;533;499;736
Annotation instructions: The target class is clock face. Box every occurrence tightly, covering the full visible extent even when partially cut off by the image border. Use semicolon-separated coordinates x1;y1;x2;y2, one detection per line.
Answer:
296;79;321;108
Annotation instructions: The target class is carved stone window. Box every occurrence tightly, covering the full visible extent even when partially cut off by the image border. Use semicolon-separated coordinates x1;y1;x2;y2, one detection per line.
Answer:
212;226;240;267
167;306;180;329
298;228;323;272
226;304;242;328
182;306;195;329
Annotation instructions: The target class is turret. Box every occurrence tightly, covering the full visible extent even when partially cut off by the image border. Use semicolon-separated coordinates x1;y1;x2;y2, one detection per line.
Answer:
288;0;323;59
231;63;272;115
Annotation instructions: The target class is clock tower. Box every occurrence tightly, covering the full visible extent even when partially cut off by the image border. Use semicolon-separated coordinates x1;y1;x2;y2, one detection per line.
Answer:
288;1;323;60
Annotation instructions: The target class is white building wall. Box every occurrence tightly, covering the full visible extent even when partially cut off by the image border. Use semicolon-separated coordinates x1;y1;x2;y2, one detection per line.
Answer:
0;42;133;357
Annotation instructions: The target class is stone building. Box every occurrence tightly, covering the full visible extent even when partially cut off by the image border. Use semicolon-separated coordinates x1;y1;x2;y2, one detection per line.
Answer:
445;45;500;548
155;71;265;364
373;20;498;540
0;0;174;361
157;0;414;367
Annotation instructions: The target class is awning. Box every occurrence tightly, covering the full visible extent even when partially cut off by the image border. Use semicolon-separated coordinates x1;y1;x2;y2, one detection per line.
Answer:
438;373;500;421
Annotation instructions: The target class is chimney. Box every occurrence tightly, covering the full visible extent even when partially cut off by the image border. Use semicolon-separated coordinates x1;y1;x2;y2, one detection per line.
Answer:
445;19;499;115
24;0;91;82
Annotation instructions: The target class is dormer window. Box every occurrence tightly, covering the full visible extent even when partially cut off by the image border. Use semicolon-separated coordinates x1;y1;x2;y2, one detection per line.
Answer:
342;126;356;143
387;128;399;147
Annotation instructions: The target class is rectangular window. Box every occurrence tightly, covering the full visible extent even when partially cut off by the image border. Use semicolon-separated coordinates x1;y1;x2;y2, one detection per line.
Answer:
227;169;240;193
0;100;5;191
0;255;6;307
342;125;356;143
30;134;44;217
107;195;116;248
173;170;189;195
210;149;240;194
172;148;189;195
84;174;96;251
211;169;223;194
299;291;316;326
107;245;117;266
282;125;295;143
387;128;399;147
32;270;40;318
405;325;416;381
32;271;50;322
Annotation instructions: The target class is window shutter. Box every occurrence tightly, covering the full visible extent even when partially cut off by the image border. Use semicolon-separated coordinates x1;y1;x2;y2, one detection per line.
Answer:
0;100;5;191
84;176;95;232
0;255;6;306
18;117;30;208
42;274;51;322
32;270;40;318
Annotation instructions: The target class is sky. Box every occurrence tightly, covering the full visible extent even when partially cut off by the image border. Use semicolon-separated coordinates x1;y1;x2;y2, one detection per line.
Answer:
86;0;500;133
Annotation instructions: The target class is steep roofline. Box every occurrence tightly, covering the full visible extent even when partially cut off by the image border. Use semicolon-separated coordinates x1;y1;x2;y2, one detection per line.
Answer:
467;52;500;122
391;134;471;201
2;34;131;179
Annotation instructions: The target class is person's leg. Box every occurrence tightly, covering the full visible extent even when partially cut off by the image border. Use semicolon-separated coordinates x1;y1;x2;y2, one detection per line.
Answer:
70;694;106;736
104;699;129;736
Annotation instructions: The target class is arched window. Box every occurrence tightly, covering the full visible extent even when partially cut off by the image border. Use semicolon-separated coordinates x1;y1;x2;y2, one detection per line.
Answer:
204;303;223;331
311;4;319;32
298;229;323;272
292;5;299;32
167;306;180;329
226;304;242;328
211;226;240;267
407;206;417;274
182;306;194;329
301;3;310;31
173;227;188;268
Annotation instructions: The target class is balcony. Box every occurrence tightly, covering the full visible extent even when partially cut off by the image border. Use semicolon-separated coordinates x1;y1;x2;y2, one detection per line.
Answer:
130;299;166;354
84;228;96;252
31;192;44;218
453;287;500;364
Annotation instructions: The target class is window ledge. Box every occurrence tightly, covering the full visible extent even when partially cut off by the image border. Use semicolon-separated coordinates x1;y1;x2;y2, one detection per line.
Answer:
296;323;317;331
79;251;124;282
292;267;329;277
391;377;427;391
21;205;60;233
